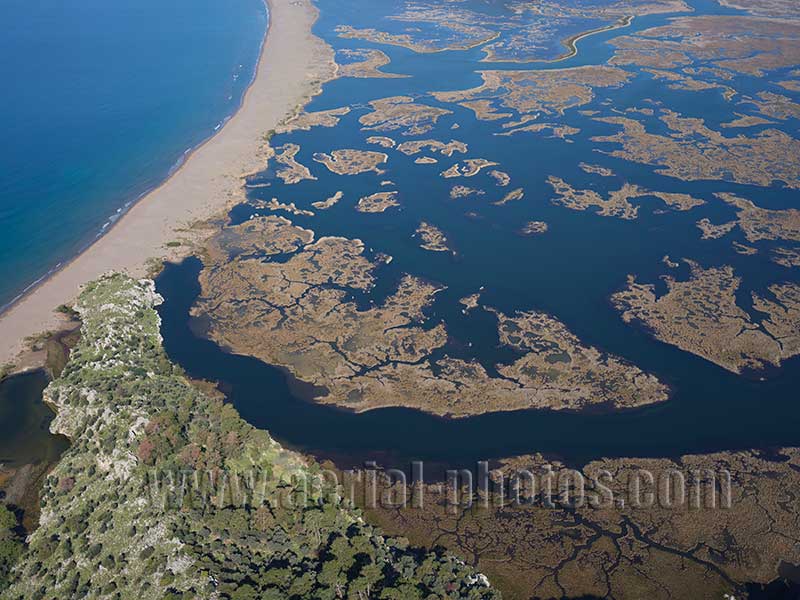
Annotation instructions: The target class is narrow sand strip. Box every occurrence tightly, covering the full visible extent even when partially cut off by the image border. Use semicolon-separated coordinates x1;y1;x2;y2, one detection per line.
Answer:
0;0;335;367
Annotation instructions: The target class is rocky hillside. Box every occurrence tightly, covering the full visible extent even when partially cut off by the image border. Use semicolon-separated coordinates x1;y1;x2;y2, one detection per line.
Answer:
1;274;498;600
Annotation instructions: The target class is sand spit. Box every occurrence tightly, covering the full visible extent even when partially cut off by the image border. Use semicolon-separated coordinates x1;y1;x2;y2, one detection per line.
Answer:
0;0;335;367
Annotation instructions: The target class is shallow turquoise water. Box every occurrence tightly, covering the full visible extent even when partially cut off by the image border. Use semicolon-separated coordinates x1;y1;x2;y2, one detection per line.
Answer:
0;0;266;309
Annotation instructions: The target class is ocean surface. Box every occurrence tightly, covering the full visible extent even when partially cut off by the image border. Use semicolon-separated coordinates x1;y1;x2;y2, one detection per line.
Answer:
0;0;266;310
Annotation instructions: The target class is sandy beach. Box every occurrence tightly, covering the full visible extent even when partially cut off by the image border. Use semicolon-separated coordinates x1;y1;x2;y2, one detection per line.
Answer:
0;0;335;368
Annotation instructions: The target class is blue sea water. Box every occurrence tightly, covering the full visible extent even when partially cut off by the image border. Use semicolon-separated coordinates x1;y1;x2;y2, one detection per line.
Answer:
0;0;266;309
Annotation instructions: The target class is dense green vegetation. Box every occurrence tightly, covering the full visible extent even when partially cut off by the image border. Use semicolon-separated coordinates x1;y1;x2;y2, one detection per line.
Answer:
1;274;498;599
0;506;22;592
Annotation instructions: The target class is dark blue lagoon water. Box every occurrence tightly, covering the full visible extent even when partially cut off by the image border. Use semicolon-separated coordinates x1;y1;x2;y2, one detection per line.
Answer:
0;0;266;309
154;0;800;471
0;370;68;467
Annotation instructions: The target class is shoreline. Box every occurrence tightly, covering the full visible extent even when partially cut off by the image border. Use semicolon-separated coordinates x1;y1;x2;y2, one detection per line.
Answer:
0;0;336;368
0;7;269;317
551;15;634;62
480;15;635;64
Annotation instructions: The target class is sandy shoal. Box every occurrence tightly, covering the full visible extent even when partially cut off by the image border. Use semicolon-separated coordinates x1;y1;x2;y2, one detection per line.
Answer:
0;0;335;368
